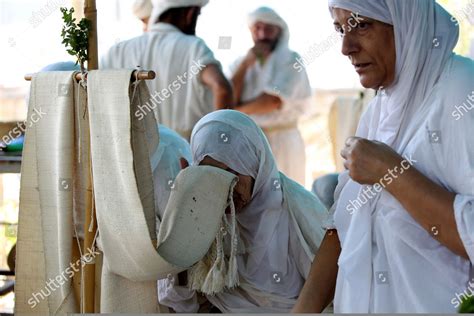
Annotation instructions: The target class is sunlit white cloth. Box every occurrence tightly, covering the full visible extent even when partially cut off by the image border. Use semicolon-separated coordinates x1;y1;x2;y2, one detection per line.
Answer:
101;22;220;139
229;7;312;185
326;0;474;313
148;0;209;27
133;0;153;19
158;110;327;313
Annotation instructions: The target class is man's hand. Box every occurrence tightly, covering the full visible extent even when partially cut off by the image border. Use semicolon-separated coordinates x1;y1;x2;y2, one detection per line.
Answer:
200;64;233;110
341;137;403;185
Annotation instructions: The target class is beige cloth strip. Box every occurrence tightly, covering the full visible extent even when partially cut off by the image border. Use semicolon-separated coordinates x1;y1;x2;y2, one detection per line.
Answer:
16;72;80;315
87;70;182;312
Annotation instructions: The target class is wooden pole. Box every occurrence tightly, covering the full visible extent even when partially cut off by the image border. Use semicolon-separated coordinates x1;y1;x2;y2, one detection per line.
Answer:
83;0;98;313
84;0;98;70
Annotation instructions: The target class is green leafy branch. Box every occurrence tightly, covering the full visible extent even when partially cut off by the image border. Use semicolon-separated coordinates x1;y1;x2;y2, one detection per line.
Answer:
459;295;474;313
60;7;91;73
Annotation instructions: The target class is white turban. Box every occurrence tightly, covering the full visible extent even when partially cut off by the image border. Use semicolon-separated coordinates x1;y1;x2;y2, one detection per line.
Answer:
149;0;209;26
247;6;289;50
133;0;153;20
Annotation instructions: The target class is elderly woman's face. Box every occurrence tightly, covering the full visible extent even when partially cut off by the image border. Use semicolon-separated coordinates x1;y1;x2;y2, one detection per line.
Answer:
199;156;254;213
332;8;396;89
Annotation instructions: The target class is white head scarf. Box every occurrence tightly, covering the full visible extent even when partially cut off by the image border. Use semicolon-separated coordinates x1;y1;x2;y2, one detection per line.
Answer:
133;0;153;20
248;7;290;52
152;125;192;229
190;110;305;299
329;0;458;147
149;0;209;26
243;7;311;104
328;0;464;312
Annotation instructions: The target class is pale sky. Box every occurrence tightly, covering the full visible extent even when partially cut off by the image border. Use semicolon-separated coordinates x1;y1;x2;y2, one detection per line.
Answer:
0;0;472;89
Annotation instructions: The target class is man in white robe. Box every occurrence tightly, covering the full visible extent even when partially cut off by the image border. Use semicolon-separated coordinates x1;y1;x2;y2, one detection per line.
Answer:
102;0;233;140
230;7;312;186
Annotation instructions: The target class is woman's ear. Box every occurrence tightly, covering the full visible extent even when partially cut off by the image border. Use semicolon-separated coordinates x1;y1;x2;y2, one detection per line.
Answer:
180;157;190;170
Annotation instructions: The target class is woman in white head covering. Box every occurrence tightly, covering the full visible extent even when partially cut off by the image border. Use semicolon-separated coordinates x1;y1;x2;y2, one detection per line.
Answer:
158;110;327;313
152;125;192;232
293;0;474;313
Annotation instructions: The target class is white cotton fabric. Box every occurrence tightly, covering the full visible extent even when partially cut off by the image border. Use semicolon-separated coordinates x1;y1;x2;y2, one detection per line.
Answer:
229;7;312;185
16;72;79;314
152;125;192;231
158;110;327;313
101;22;219;139
148;0;209;27
133;0;153;19
326;0;474;313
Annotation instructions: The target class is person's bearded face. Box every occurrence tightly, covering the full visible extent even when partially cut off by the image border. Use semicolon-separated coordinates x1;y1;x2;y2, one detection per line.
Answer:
250;21;282;56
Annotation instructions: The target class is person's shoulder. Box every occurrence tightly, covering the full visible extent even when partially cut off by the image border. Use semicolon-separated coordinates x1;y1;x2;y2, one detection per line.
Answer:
442;54;474;91
107;34;147;56
434;54;474;128
280;173;325;211
171;33;210;50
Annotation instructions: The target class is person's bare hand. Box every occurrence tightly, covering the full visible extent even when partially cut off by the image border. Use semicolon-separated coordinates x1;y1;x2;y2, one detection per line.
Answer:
341;137;404;185
242;48;257;68
252;42;272;58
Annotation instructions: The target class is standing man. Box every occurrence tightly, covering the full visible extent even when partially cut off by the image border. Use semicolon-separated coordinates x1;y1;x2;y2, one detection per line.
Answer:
230;7;312;185
102;0;233;140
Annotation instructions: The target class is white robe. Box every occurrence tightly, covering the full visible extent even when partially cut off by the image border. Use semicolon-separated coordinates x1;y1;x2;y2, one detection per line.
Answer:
158;110;327;313
101;22;220;139
326;0;474;312
229;7;312;185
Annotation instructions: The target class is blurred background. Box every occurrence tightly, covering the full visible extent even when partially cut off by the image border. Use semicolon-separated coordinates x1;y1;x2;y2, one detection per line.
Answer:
0;0;472;312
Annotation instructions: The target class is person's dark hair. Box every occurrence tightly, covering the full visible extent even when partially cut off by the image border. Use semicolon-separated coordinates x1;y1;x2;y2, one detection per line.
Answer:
157;6;200;35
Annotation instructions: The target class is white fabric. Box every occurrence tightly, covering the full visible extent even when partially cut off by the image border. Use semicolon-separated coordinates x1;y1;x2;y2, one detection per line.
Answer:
156;165;238;269
16;72;80;314
152;125;192;231
88;70;184;282
326;0;474;313
133;0;153;19
328;96;365;172
158;110;327;313
149;0;209;27
229;7;311;185
101;22;219;138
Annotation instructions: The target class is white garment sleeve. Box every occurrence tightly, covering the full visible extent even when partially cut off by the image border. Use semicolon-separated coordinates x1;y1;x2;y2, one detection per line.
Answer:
323;171;351;230
454;195;474;263
157;276;199;313
261;54;312;127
